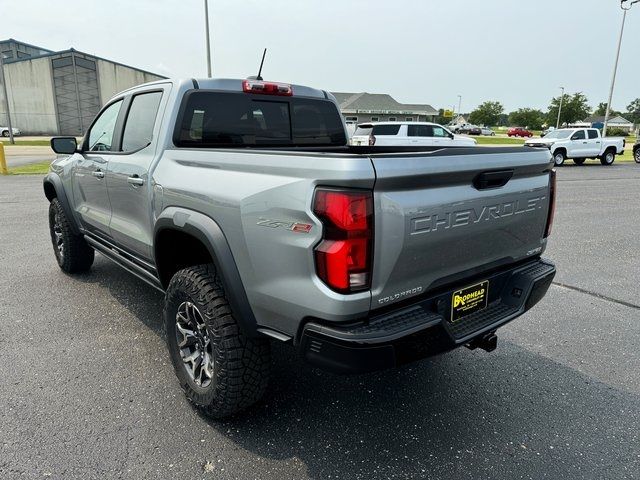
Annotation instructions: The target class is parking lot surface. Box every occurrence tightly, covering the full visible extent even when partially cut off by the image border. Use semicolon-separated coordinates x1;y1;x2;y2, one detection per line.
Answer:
1;164;639;479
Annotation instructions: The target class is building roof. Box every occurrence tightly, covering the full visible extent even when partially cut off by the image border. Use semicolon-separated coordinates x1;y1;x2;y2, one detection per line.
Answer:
0;38;53;53
331;92;437;116
583;115;633;125
2;46;166;78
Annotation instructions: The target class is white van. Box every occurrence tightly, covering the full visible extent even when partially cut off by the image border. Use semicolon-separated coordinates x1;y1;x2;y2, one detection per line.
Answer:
351;122;478;147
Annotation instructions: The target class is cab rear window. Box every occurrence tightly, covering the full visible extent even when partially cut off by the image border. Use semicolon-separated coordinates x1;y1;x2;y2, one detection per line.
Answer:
174;91;347;147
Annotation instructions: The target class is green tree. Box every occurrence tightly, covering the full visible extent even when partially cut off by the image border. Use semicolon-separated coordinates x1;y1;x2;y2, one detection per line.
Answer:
468;101;504;126
593;102;621;117
435;108;452;126
508;108;545;130
626;98;640;125
546;92;591;127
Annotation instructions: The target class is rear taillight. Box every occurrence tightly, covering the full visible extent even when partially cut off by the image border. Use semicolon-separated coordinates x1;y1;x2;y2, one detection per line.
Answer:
313;188;373;293
544;169;557;238
369;134;376;146
242;79;293;96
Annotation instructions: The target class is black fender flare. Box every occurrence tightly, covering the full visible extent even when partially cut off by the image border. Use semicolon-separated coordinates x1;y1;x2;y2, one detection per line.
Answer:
154;207;258;337
43;173;80;235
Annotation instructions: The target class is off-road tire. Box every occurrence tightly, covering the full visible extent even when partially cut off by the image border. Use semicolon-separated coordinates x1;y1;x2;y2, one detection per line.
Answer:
573;158;585;166
164;264;270;418
600;150;615;166
48;198;94;273
553;151;566;166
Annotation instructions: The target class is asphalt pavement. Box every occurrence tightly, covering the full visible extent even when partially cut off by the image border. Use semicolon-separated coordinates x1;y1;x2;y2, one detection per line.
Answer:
0;164;639;479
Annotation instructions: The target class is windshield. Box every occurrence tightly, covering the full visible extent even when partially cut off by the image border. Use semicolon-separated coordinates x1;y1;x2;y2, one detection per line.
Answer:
543;130;573;139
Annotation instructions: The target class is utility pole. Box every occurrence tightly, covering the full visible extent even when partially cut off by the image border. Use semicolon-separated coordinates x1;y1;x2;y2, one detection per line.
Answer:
0;53;15;144
204;0;212;77
457;95;462;119
556;86;565;129
603;0;638;136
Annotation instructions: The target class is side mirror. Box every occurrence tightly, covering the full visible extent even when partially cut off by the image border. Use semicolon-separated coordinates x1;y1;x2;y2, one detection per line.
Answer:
448;132;454;139
50;137;78;155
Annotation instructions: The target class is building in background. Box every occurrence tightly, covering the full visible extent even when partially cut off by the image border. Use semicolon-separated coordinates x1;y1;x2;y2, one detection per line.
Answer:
582;115;634;133
0;39;166;135
331;92;438;127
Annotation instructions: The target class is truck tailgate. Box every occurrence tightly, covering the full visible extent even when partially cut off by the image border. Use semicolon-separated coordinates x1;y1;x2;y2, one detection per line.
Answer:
369;147;553;308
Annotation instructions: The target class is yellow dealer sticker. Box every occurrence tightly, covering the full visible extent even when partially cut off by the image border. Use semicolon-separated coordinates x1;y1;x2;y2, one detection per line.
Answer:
451;280;489;322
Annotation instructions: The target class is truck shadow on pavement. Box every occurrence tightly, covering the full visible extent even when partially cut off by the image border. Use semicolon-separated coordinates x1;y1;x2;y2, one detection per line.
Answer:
79;257;638;480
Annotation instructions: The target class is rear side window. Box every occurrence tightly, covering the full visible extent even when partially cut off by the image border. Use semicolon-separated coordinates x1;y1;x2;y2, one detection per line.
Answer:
371;124;401;136
122;91;163;152
174;91;346;147
587;129;599;139
408;125;433;137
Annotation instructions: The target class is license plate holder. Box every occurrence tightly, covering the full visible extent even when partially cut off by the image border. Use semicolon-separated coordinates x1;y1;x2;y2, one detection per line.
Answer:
450;280;489;322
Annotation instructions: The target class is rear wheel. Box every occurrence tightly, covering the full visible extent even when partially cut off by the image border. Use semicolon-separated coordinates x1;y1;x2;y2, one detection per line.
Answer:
600;150;615;166
573;158;585;166
553;151;566;166
164;264;271;418
48;199;94;273
1;130;9;137
634;148;640;164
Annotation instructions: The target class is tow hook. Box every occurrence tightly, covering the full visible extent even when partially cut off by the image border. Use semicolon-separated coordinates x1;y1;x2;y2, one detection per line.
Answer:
466;332;498;352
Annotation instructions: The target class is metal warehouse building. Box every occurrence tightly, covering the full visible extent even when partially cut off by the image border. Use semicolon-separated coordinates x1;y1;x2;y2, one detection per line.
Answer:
0;39;166;135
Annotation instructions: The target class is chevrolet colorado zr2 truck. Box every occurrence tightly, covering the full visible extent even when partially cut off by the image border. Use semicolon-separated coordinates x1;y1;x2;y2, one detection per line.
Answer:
44;78;557;418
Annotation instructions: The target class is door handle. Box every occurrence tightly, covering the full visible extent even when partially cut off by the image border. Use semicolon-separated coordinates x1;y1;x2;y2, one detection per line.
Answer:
92;170;105;179
127;176;145;186
582;141;588;144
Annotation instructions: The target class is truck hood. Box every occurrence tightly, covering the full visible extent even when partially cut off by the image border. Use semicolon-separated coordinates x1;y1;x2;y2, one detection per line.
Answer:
524;138;555;147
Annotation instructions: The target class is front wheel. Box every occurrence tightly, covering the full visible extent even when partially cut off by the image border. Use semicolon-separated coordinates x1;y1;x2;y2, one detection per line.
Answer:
48;199;94;273
634;148;640;164
1;130;9;137
164;264;271;418
600;151;615;166
553;151;566;166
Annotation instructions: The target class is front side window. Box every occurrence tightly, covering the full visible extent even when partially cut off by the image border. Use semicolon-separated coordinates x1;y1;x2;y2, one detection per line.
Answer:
433;126;450;137
122;91;163;151
571;130;586;140
88;100;123;152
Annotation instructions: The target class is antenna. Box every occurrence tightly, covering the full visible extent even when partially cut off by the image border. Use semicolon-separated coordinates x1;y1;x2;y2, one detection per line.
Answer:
256;48;267;80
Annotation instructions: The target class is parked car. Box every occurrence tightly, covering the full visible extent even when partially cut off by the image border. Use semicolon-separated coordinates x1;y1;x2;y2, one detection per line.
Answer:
458;125;482;135
524;128;625;166
633;137;640;163
480;127;496;136
507;127;533;138
351;122;477;147
1;126;21;137
45;77;556;418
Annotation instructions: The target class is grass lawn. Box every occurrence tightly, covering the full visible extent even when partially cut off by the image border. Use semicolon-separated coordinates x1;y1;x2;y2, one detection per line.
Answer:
8;161;51;175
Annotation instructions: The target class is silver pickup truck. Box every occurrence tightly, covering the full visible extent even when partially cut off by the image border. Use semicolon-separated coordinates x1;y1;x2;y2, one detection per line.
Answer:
44;78;557;418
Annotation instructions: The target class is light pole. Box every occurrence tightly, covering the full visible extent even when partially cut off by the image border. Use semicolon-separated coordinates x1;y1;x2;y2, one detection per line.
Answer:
204;0;212;77
603;0;639;136
0;53;14;144
556;86;565;129
457;95;462;119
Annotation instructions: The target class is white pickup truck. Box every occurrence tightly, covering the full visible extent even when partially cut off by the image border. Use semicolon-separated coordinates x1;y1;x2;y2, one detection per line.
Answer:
524;128;625;166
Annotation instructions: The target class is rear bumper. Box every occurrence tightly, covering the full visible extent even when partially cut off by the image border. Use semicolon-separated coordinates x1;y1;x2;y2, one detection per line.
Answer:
300;258;555;374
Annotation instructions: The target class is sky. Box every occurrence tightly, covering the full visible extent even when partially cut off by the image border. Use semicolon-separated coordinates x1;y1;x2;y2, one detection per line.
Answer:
4;0;640;114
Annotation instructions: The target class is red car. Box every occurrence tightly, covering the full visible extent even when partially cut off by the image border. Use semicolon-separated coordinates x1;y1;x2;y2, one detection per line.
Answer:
507;127;533;138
